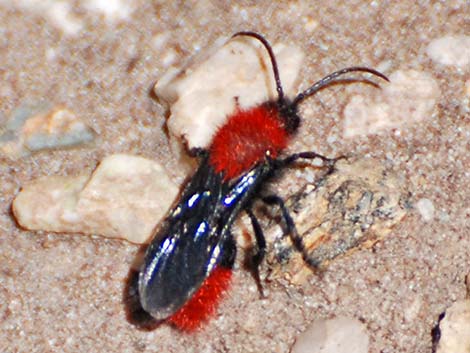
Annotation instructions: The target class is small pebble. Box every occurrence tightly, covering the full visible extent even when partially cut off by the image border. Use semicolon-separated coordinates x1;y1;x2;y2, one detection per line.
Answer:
83;0;135;22
47;2;83;36
291;316;369;353
416;198;435;222
0;106;95;158
343;70;440;137
426;35;470;70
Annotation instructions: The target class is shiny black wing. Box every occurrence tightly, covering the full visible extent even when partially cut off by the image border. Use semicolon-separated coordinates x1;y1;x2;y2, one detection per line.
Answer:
138;156;227;320
138;156;274;321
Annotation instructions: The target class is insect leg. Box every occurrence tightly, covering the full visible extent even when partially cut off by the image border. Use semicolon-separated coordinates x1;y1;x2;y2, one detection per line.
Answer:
245;207;266;297
277;151;345;169
220;231;237;269
262;195;321;269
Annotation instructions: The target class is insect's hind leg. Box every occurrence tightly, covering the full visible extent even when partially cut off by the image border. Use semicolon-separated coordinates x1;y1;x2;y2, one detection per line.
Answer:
277;151;346;170
262;195;321;270
245;207;267;297
220;232;237;269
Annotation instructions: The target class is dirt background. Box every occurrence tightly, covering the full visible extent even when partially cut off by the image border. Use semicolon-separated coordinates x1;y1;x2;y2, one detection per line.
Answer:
0;1;468;352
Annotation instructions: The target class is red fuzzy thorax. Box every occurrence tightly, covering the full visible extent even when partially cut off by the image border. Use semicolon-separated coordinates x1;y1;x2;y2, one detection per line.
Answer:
168;266;232;332
209;104;289;181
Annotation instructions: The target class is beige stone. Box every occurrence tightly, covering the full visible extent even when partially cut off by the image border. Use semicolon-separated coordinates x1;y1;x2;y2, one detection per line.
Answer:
12;154;178;244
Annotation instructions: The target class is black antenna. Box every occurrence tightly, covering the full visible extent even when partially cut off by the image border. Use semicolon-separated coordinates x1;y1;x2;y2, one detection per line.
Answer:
292;66;389;106
232;31;285;103
232;33;389;109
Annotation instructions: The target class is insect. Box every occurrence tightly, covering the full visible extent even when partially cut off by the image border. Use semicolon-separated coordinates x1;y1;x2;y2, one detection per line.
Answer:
138;31;388;331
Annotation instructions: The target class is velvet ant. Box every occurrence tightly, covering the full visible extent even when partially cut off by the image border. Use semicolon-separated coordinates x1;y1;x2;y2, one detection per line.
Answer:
137;31;388;331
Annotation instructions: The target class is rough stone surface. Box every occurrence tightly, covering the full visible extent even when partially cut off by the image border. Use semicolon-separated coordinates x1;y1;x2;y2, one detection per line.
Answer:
291;316;369;353
12;154;178;244
266;157;409;283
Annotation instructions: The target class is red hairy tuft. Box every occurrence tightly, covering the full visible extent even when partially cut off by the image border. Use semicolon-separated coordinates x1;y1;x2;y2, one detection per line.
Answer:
209;105;289;180
168;266;232;332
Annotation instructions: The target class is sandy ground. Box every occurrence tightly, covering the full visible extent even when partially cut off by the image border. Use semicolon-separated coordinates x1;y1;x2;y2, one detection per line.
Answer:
0;1;469;352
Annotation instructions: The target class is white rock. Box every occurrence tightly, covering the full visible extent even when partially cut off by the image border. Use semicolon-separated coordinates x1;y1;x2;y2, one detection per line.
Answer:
46;2;83;36
83;0;135;22
155;34;304;168
291;317;369;353
343;70;440;137
426;35;470;70
12;154;178;244
416;198;435;222
436;300;470;353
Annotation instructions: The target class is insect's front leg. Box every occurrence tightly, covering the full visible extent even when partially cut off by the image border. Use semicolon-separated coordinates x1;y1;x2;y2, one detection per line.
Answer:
187;146;208;158
262;195;321;270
